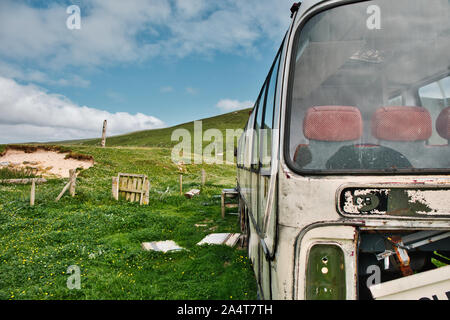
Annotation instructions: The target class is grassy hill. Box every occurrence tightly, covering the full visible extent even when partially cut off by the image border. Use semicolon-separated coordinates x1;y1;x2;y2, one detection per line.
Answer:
0;109;256;300
67;108;251;148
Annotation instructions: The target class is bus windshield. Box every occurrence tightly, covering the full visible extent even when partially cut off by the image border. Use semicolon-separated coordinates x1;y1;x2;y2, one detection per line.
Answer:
287;0;450;173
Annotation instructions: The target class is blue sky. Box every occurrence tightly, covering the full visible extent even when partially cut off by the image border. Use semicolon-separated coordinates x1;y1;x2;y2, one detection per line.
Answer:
0;0;293;143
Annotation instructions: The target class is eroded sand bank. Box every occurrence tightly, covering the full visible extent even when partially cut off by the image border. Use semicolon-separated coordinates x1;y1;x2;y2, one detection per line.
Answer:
0;149;94;178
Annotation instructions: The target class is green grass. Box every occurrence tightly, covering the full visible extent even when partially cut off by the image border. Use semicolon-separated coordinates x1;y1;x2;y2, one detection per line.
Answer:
0;167;38;180
0;145;257;300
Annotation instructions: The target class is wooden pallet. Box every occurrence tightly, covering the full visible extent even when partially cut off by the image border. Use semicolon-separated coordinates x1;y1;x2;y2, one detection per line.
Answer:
112;173;150;205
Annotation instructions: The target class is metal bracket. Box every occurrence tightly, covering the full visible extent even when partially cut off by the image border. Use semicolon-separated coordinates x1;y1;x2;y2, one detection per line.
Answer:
375;231;450;274
290;2;301;18
376;250;394;270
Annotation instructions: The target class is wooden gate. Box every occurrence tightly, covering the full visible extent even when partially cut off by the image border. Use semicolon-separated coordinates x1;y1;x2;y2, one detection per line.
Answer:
112;173;150;205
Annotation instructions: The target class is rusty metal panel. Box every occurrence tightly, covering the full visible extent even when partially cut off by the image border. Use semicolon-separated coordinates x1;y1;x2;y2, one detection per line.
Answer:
338;185;450;218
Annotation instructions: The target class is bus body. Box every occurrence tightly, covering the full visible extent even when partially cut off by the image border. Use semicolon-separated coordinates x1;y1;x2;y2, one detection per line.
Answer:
236;0;450;300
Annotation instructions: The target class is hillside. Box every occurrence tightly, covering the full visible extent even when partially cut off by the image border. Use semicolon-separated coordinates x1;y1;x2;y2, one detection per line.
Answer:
0;108;257;300
68;108;251;148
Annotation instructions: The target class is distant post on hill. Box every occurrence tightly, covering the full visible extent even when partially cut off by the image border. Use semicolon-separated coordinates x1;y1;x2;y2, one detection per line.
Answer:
101;120;107;148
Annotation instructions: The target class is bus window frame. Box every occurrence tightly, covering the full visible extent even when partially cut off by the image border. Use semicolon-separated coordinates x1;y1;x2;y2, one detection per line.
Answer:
414;72;450;109
283;0;450;176
251;85;267;172
238;118;250;170
244;108;256;170
251;43;284;175
260;46;283;176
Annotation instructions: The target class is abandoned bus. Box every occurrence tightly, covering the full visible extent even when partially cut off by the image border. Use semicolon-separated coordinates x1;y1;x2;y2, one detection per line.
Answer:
236;0;450;300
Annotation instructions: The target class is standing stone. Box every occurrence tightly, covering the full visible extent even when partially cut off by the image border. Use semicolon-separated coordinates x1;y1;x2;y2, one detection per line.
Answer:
101;120;107;148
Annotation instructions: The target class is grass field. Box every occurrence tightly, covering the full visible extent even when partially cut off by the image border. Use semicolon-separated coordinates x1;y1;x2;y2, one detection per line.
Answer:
0;110;257;300
0;167;39;180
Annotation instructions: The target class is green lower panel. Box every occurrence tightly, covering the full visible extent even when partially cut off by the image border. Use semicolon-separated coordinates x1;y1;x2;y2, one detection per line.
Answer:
306;244;346;300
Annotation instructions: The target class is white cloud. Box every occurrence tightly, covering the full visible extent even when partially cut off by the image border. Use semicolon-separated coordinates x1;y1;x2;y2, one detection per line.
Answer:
0;61;90;88
0;76;165;144
174;0;208;18
216;99;253;112
0;0;171;69
0;0;293;69
0;0;293;143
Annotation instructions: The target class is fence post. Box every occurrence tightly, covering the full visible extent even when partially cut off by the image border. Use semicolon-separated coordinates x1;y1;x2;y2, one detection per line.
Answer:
55;181;71;202
201;169;206;186
69;169;76;197
30;179;36;206
142;179;150;205
112;176;119;200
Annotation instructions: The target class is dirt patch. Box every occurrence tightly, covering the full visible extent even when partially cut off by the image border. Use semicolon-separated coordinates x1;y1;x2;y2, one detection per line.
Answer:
0;147;94;178
0;145;93;161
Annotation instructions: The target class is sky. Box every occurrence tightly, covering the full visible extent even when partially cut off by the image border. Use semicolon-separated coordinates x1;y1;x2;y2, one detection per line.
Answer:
0;0;294;144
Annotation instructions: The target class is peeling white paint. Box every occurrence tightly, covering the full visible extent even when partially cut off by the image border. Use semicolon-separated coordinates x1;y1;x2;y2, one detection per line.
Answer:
343;189;385;214
407;190;450;215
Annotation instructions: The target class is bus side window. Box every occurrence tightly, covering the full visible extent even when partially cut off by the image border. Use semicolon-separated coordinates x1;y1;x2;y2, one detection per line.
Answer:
237;131;244;167
261;52;281;170
244;110;256;169
253;88;266;169
418;76;450;145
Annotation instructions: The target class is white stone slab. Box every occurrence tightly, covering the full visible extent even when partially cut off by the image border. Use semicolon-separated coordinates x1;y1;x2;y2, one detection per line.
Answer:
141;240;184;253
197;233;241;247
185;189;201;199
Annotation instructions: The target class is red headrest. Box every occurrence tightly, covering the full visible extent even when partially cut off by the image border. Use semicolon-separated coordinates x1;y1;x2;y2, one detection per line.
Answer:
372;106;432;141
436;107;450;140
303;106;362;141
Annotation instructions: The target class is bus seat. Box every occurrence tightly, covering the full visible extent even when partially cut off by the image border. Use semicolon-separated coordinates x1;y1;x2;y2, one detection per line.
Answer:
371;106;432;167
303;106;363;141
297;106;362;168
371;106;432;142
436;107;450;143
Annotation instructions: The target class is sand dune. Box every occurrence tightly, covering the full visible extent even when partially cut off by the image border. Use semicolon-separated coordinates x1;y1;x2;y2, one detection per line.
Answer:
0;149;93;178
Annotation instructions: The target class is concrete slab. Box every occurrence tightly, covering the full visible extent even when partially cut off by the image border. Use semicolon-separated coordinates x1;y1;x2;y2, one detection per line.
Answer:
185;189;200;199
141;240;185;253
197;233;241;247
